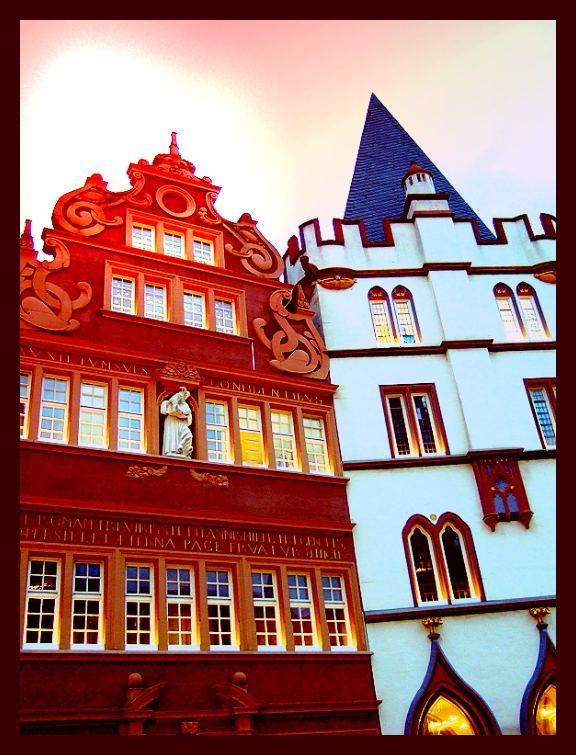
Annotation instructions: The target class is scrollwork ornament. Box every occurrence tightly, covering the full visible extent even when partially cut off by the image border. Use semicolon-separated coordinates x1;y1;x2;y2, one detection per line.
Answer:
20;237;92;333
197;191;222;224
253;289;330;379
126;465;168;479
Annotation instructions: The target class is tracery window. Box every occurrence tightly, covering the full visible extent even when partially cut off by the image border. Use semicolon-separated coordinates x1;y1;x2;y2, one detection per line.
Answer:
493;282;549;340
367;285;421;345
403;514;483;606
472;456;533;530
368;287;394;344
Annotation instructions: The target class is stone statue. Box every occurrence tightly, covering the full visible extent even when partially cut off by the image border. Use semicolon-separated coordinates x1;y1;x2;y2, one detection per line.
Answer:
160;386;193;458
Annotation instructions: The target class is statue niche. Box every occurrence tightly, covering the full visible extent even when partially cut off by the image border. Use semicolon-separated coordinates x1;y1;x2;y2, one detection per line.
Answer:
160;386;194;459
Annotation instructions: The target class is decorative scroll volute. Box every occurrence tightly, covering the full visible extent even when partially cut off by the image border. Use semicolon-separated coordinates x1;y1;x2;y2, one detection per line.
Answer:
253;286;329;379
224;213;284;279
20;237;92;333
51;171;151;237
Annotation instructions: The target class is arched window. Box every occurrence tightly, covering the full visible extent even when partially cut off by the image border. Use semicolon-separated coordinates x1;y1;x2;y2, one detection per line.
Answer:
494;283;523;340
520;616;556;735
421;694;477;735
516;283;549;339
392;286;420;344
368;287;395;344
403;514;484;606
534;683;556;735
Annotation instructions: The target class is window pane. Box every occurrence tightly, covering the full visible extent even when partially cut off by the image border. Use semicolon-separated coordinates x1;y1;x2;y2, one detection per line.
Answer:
412;395;437;453
370;299;393;344
529;388;556;447
183;291;206;328
132;224;154;251
205;401;230;461
410;529;439;602
39;377;69;441
144;284;167;320
271;411;297;469
421;695;476;735
441;526;471;599
192;239;214;265
394;300;417;344
304;416;329;472
214;298;236;334
164;231;185;258
387;396;411;455
519;296;546;339
239;405;264;465
496;296;523;339
111;276;135;314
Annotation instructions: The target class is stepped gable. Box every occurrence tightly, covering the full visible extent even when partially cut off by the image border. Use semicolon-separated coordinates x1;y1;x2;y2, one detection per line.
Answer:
344;93;495;240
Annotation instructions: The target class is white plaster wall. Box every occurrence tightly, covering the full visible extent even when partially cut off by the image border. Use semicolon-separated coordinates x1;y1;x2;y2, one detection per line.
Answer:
329;355;469;460
427;270;490;341
368;609;556;735
346;463;556;610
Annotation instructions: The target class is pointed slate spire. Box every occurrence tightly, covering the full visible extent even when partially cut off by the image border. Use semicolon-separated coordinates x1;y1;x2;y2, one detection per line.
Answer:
345;93;494;240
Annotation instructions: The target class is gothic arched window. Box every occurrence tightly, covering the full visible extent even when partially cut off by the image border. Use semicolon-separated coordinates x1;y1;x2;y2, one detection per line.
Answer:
392;286;420;344
494;283;523;340
516;282;549;339
368;287;395;344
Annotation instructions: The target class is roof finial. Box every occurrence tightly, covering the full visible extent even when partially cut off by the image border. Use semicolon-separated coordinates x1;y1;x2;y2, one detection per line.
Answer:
20;219;35;250
170;132;180;157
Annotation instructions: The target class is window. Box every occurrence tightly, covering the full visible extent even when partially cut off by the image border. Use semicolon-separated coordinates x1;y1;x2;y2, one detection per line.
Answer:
535;684;556;735
78;382;108;448
493;282;549;340
20;372;31;438
206;570;236;648
125;564;155;648
392;286;420;344
380;385;447;457
472;456;533;530
525;379;556;449
166;567;198;649
271;410;297;469
421;696;477;735
238;405;265;466
288;573;318;649
118;387;144;452
183;291;206;329
192;239;214;265
205;400;231;462
144;283;167;321
322;575;352;648
163;230;185;259
23;560;60;648
214;298;236;334
403;514;483;606
131;223;155;252
111;275;136;315
39;376;69;442
303;416;329;473
71;562;103;648
369;287;395;344
252;571;281;649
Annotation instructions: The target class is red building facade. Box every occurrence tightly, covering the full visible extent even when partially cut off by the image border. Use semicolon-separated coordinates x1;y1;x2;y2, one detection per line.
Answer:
19;136;381;735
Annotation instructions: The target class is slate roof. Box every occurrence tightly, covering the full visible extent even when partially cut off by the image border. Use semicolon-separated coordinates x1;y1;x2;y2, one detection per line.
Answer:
344;93;495;240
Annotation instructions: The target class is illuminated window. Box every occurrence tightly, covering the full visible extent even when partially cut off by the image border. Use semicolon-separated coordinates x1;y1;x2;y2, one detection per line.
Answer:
163;230;185;258
214;298;236;334
535;683;556;735
39;376;69;442
392;286;420;344
78;382;107;448
192;239;214;265
525;380;556;448
421;696;477;735
238;405;264;466
20;372;31;438
404;515;483;606
271;410;297;469
288;574;318;649
117;387;144;452
24;560;60;648
368;287;394;344
144;283;167;321
206;570;236;648
252;571;281;649
381;385;446;457
322;575;351;648
494;283;523;340
125;564;155;648
132;224;155;252
303;416;329;473
71;562;103;648
166;567;197;649
111;276;135;315
183;291;206;329
205;400;231;462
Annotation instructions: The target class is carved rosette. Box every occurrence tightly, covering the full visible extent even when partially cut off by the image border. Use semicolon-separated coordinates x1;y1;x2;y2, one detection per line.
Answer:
317;275;357;290
20;237;93;333
51;171;152;237
157;362;201;387
253;288;330;380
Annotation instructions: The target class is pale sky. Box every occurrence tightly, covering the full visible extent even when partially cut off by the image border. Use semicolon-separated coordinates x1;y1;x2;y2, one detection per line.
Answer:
20;20;555;254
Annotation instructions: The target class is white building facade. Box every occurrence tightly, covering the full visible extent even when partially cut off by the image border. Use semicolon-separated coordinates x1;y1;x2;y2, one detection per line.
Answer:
285;162;556;735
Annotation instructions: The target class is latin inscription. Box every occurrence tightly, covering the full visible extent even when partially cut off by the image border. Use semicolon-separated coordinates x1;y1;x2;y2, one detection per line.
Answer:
207;377;325;405
20;512;348;562
20;345;150;376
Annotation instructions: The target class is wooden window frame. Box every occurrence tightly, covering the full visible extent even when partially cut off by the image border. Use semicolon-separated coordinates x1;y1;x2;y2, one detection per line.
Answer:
321;573;354;650
70;561;104;649
380;384;449;458
23;558;61;650
125;563;156;650
166;565;199;651
251;569;284;650
20;371;31;439
402;514;485;607
78;381;108;449
206;567;238;650
524;379;556;449
287;572;320;651
39;374;70;444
